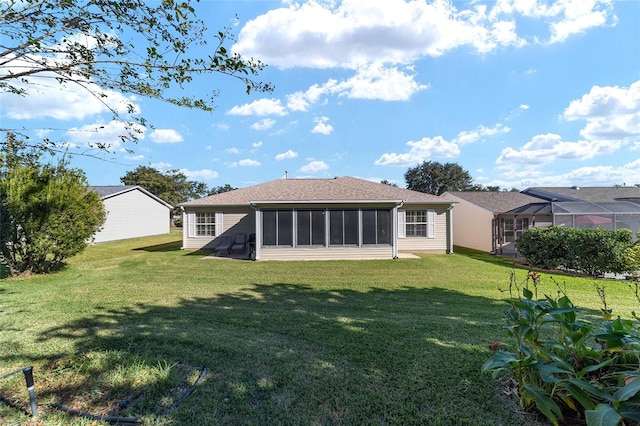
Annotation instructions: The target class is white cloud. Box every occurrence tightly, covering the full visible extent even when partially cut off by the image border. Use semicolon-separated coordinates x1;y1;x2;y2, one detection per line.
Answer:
125;154;145;160
180;168;220;180
375;136;460;167
454;123;510;145
563;81;640;140
231;159;261;167
149;128;183;144
234;0;612;70
251;118;277;131
287;84;326;111
496;133;622;165
65;120;145;151
324;64;429;101
300;160;329;173
0;55;141;121
252;141;263;148
275;149;298;160
151;162;172;170
520;104;530;110
225;147;240;154
227;98;288;116
311;116;334;135
496;158;640;188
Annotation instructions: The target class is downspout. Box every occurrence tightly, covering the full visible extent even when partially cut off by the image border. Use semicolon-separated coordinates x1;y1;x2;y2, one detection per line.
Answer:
180;206;186;250
393;201;404;259
447;205;454;254
249;203;261;260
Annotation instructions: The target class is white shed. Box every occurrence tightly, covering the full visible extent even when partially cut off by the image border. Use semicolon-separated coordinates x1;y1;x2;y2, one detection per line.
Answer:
91;186;172;243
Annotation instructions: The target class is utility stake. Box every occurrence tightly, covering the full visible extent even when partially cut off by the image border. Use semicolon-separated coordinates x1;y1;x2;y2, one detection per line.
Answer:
22;367;37;417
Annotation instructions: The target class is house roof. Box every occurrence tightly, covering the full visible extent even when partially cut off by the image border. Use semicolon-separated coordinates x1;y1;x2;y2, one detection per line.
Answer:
523;186;640;203
90;185;173;209
181;176;451;207
442;191;540;214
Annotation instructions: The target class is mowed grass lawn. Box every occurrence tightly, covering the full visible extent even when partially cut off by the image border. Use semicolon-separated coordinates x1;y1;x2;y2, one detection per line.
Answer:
1;230;638;425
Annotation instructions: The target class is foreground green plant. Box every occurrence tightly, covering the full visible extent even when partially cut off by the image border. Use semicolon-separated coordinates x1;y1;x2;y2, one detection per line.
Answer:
483;272;640;426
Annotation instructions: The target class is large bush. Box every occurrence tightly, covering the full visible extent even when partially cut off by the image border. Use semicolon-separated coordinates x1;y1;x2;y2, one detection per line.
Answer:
0;143;106;276
517;227;635;276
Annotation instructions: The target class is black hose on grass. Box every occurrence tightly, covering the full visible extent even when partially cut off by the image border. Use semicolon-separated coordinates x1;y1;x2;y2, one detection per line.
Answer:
1;363;208;424
157;366;208;418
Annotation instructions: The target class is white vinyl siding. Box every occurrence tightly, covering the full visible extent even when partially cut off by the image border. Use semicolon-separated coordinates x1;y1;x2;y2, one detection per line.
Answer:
93;188;170;243
397;207;448;253
183;209;252;249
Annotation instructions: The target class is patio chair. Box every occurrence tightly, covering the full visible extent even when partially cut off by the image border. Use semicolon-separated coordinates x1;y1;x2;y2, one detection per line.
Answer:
213;235;233;256
230;233;247;254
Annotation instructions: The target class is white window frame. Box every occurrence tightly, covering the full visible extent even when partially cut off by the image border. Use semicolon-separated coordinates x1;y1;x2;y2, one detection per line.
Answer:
187;211;223;237
404;209;436;239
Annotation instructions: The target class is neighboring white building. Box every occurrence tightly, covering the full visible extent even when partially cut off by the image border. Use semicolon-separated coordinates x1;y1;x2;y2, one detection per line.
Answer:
91;186;172;243
180;177;456;260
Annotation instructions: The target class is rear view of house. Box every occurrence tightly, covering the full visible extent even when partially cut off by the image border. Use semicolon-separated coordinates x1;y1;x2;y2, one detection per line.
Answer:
180;177;456;260
91;186;173;243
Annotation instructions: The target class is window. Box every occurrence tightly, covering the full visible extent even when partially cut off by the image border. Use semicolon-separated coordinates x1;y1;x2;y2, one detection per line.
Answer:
330;210;358;246
362;209;392;245
405;210;435;238
262;210;293;247
196;212;216;236
297;210;326;246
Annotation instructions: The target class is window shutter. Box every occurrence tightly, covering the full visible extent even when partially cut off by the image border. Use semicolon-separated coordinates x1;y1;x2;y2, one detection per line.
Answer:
215;212;223;236
397;210;406;238
427;209;436;238
187;211;195;237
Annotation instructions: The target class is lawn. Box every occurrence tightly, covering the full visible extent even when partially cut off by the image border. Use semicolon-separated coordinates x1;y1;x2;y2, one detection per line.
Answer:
1;230;638;425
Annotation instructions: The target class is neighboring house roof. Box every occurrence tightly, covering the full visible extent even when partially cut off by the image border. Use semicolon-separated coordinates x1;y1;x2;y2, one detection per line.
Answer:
442;191;540;214
523;186;640;203
181;176;452;207
90;185;173;209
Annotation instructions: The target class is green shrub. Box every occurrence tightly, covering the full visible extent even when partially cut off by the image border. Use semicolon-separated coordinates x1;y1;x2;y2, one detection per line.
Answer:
517;227;635;276
483;272;640;426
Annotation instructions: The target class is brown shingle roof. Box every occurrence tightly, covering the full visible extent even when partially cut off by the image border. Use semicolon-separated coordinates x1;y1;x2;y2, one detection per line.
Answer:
181;177;450;206
442;191;540;214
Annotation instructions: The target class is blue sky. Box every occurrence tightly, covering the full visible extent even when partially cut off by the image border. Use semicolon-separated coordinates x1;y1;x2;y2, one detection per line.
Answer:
2;0;640;191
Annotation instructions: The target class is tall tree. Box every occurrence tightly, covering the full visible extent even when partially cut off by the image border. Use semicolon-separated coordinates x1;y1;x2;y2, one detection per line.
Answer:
0;0;272;152
208;184;237;195
0;135;106;276
120;166;209;210
404;161;476;196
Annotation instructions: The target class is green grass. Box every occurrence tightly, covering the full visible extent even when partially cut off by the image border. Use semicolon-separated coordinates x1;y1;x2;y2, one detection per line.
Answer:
1;231;638;425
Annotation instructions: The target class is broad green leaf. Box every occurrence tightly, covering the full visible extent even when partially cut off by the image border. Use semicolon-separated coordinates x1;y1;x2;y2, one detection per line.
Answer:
578;358;615;378
562;382;597;410
567;378;614;402
536;362;573;375
585;404;621;426
619;405;640;422
613;376;640;402
481;351;519;372
523;287;533;300
523;385;563;426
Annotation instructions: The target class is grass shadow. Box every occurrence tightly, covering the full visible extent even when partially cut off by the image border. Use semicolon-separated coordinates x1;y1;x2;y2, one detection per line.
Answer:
24;284;560;425
133;240;182;252
455;246;529;270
